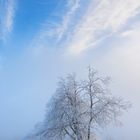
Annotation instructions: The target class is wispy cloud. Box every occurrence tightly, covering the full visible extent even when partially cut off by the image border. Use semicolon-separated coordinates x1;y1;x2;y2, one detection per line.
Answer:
0;0;16;41
67;0;140;54
31;0;140;55
30;0;80;50
50;0;80;42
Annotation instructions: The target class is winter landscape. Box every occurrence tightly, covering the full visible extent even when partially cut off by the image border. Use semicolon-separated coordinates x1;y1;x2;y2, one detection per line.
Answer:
0;0;140;140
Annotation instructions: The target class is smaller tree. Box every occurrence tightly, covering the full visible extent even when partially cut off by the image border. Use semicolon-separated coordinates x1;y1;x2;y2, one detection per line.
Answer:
34;68;130;140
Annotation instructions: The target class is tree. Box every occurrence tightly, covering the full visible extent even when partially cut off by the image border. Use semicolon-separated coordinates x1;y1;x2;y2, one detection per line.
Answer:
34;68;130;140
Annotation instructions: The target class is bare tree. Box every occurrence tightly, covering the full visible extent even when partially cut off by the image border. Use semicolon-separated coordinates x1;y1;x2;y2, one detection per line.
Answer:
34;68;130;140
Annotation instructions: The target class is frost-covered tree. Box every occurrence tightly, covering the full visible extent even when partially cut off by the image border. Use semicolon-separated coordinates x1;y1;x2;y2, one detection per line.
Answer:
34;68;130;140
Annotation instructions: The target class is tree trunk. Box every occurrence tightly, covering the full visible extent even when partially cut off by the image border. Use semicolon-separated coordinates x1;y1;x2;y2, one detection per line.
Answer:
87;118;92;140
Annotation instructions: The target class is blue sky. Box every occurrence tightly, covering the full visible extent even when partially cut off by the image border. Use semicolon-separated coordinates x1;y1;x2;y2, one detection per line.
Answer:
0;0;140;140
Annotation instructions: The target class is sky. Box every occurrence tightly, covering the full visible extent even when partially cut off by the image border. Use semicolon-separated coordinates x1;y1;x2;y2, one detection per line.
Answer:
0;0;140;140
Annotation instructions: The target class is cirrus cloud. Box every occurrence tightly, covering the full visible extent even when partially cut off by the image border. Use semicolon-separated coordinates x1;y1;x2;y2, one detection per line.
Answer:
0;0;16;41
30;0;140;55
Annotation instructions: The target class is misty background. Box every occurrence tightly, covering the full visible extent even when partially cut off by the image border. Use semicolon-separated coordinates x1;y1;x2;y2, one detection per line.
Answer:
0;0;140;139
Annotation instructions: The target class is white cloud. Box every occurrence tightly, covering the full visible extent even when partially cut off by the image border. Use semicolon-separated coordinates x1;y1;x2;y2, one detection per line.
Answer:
67;0;140;55
30;0;140;55
29;0;140;55
31;0;80;49
120;29;135;37
55;0;80;41
0;0;16;41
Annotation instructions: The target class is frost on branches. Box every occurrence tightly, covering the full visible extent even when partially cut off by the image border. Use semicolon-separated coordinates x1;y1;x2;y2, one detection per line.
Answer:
33;68;130;140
